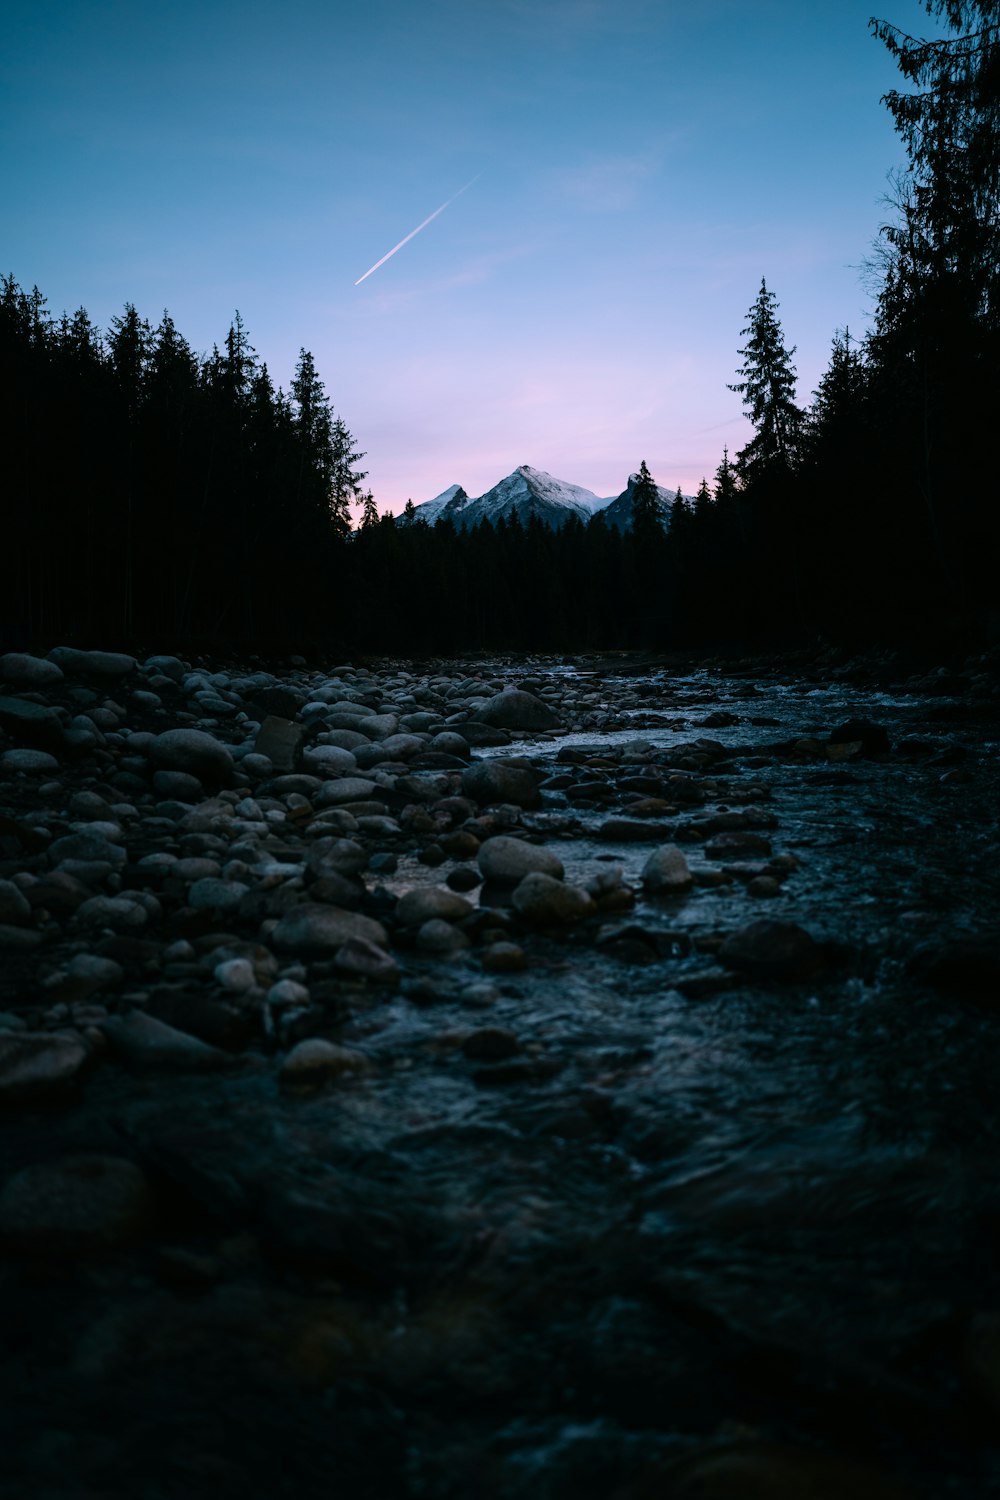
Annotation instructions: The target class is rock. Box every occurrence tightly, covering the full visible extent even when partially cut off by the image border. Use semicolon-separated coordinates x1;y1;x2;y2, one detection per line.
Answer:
187;878;251;916
279;1038;370;1090
447;866;481;893
272;903;389;954
480;941;527;972
214;957;256;992
0;878;31;925
2;748;61;774
152;768;203;800
718;919;823;980
416;918;471;954
478;835;564;886
48;646;136;679
0;695;66;752
511;872;596;926
307;838;368;878
461;759;543;808
641;844;693;893
303;744;358;775
0;924;42;949
248;684;307;719
477;687;559;730
598;818;674;842
829;718;891;755
150;728;234;785
747;874;782;898
142;653;186;682
395;887;474;926
462;1027;520;1061
705;830;773;858
145;989;255;1051
315;777;379;806
358;712;398;739
0;1031;93;1107
0;652;64;687
0;1156;152;1254
74;895;149;931
665;1441;912;1499
333;937;401;982
50;830;128;868
101;1010;233;1070
253;715;306;771
429;731;470;759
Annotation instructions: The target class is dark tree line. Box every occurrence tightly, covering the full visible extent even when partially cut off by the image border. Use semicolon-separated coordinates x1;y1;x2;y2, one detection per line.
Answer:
0;289;367;650
2;1;996;659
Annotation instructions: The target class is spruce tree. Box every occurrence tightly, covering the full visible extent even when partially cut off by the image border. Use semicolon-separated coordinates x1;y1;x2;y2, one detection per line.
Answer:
728;278;801;483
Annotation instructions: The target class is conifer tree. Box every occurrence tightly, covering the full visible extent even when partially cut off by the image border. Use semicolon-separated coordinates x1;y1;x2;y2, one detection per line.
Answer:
728;278;801;483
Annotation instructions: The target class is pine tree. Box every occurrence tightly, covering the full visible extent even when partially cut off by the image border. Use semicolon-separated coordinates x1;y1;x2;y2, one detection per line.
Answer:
360;489;379;528
631;459;661;538
713;445;739;507
728;278;801;483
329;415;368;537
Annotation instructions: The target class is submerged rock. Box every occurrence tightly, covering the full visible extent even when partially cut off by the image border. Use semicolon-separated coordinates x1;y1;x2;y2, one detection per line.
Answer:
718;919;823;980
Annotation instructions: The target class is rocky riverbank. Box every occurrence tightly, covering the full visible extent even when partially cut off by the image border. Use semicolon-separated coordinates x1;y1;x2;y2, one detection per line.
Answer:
1;646;999;1498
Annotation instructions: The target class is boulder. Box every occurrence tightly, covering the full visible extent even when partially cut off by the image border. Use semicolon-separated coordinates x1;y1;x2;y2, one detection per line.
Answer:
718;920;823;980
48;646;137;679
511;872;595;926
0;695;66;753
100;1010;234;1071
272;903;388;954
461;759;543;808
641;844;693;893
279;1038;370;1091
0;1031;93;1107
150;728;234;784
0;653;64;687
478;835;564;886
253;715;306;771
395;887;474;926
477;687;559;731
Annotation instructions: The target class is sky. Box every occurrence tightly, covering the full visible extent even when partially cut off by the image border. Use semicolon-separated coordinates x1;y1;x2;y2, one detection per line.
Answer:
1;0;932;511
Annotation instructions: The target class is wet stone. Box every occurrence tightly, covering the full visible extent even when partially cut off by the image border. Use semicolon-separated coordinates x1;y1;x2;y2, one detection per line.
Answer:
478;834;564;886
718;919;823;980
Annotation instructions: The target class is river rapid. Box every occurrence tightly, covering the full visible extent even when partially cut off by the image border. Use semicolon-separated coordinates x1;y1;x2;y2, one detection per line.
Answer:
2;653;999;1498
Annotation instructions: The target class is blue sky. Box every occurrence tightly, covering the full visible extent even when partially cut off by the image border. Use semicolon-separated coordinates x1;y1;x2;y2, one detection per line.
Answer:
2;0;926;509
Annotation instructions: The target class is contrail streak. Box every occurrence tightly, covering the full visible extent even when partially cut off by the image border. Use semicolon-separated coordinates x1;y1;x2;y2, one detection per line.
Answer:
354;176;479;285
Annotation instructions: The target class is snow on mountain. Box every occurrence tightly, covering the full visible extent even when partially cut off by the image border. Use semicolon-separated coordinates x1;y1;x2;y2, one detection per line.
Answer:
409;465;607;531
407;464;693;532
410;483;472;525
600;472;686;534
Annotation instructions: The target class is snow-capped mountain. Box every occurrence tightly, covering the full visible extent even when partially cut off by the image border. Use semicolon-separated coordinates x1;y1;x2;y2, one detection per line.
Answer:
600;472;685;534
413;483;472;525
408;465;607;531
405;464;692;532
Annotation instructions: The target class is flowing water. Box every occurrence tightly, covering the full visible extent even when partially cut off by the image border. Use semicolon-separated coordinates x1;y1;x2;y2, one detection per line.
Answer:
3;664;999;1498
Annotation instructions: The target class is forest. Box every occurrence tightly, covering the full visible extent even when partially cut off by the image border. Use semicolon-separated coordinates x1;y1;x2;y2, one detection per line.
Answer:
1;1;997;660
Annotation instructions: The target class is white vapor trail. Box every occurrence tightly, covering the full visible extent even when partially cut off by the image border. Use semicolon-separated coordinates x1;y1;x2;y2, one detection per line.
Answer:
354;176;480;286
